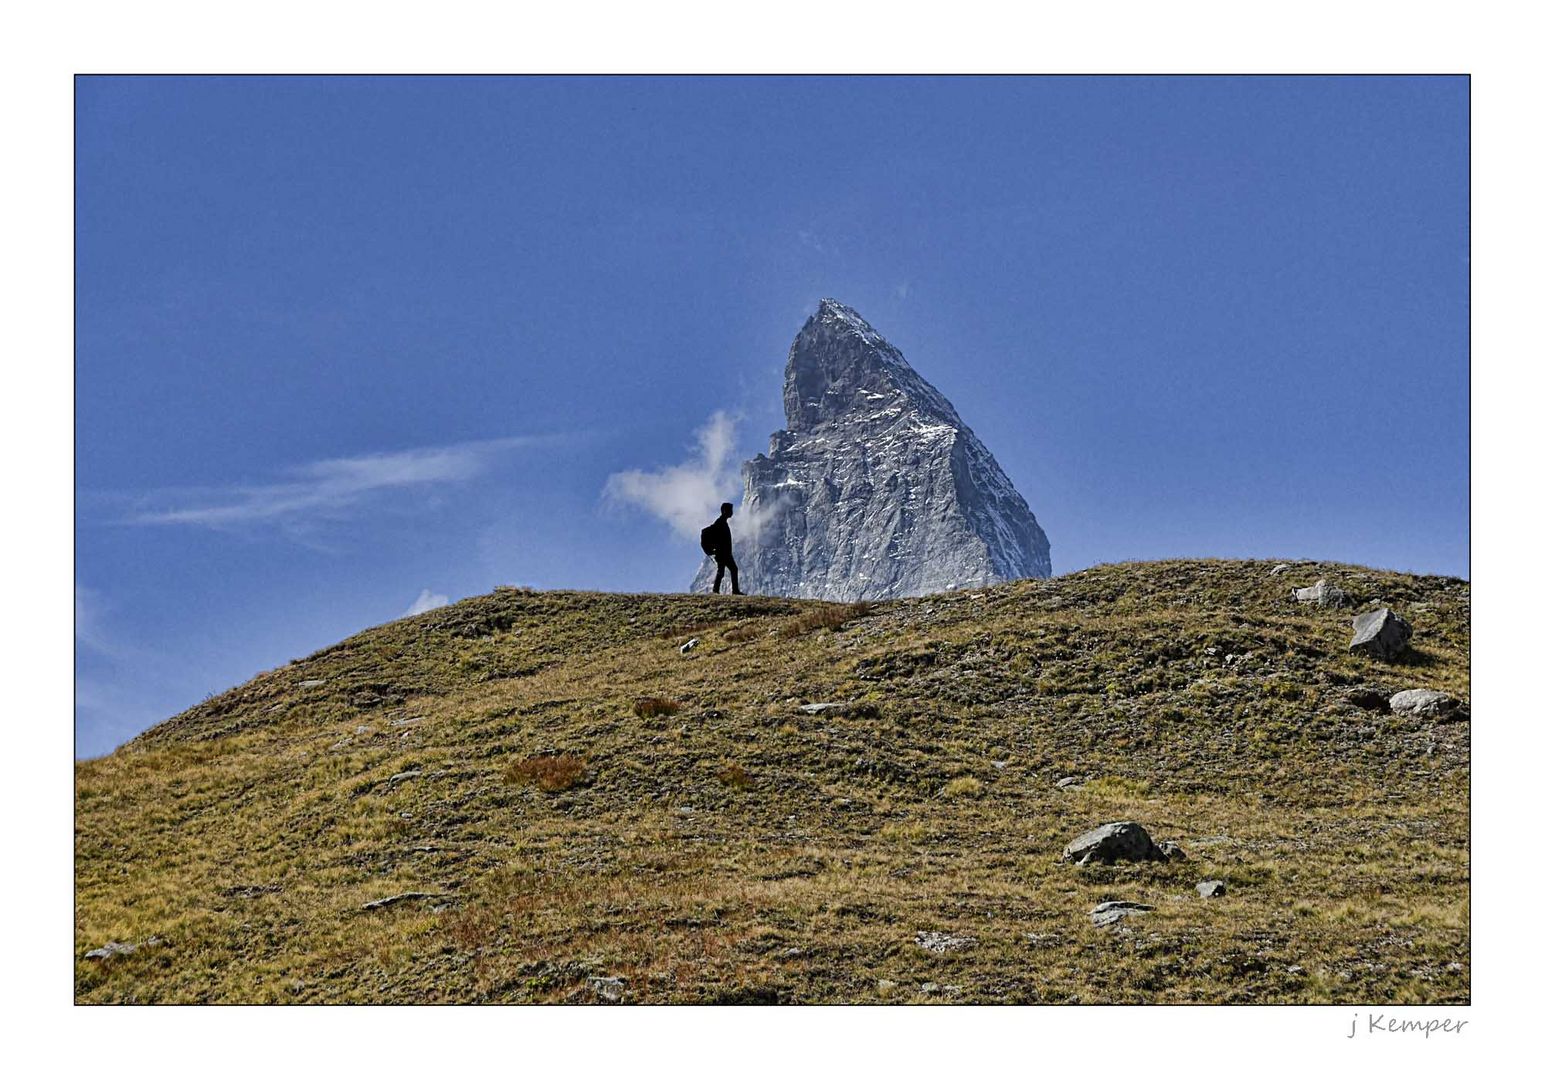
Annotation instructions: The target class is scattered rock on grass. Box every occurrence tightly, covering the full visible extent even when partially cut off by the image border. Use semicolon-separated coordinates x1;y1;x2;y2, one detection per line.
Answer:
799;702;847;715
1091;901;1154;927
680;638;699;654
1197;880;1227;898
915;930;977;953
360;892;442;911
1158;841;1187;861
1055;775;1084;790
1062;821;1167;865
84;936;161;961
1269;563;1292;575
589;975;626;1002
1293;580;1349;607
1349;608;1412;660
1389;689;1467;721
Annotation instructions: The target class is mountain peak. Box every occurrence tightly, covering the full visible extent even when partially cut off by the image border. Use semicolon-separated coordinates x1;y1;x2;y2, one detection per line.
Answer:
784;300;951;433
697;304;1052;600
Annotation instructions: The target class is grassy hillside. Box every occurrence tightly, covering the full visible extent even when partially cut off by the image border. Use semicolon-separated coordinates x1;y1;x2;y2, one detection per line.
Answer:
74;559;1470;1004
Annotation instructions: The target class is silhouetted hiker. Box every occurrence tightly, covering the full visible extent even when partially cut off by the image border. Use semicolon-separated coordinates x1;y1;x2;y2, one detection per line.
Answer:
700;502;742;594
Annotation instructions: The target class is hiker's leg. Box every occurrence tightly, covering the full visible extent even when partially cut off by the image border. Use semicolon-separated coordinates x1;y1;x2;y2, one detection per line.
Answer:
727;556;741;595
713;557;725;594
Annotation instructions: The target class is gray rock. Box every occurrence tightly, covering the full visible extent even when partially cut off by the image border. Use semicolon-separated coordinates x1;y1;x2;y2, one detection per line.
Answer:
1197;879;1227;898
297;679;327;689
83;936;161;961
1090;901;1154;927
1158;841;1187;861
589;975;626;1002
1055;775;1084;789
1269;563;1292;575
360;892;441;911
1293;579;1349;607
799;702;847;715
915;930;977;953
1062;821;1167;865
679;637;699;654
691;299;1051;600
1389;688;1467;721
1349;608;1412;660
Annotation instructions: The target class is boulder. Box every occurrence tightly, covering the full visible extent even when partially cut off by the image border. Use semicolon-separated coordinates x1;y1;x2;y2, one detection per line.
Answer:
1090;900;1154;927
1349;608;1412;660
1062;821;1167;865
1293;579;1349;607
1389;689;1468;721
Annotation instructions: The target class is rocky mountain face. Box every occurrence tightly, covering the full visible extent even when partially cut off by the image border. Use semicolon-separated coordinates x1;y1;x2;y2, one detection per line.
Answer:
691;299;1051;600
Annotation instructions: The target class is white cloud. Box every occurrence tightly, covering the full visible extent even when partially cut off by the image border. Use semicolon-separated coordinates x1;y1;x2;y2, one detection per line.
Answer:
403;588;449;617
127;434;556;529
75;583;109;653
603;411;742;538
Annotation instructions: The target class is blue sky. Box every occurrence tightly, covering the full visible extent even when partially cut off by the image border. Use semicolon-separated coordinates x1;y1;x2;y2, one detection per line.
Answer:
75;75;1468;756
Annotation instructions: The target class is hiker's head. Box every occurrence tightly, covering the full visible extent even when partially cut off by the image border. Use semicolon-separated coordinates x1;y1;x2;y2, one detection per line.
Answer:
721;502;734;519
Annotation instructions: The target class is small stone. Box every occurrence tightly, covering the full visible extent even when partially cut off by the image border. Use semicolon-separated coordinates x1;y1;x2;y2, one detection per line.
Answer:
1055;776;1084;790
361;892;439;911
1197;879;1227;898
1090;901;1154;927
1062;821;1167;865
1293;579;1349;607
1158;841;1187;861
83;937;160;961
921;982;940;994
680;638;700;654
915;930;977;953
388;716;423;728
1389;688;1467;721
589;975;626;1002
297;679;327;689
1349;608;1412;661
799;702;847;715
1269;563;1292;575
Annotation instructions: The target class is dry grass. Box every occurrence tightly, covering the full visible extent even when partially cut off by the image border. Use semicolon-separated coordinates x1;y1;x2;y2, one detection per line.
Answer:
716;762;752;790
632;697;682;719
505;753;588;792
777;601;874;639
75;559;1469;1004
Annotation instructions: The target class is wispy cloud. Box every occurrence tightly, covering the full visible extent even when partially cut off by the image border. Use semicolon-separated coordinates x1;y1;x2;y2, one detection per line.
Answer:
402;588;449;617
125;435;559;529
75;583;113;655
603;412;741;538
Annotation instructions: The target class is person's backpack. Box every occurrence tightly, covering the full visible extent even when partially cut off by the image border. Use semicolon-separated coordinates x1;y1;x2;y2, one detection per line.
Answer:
699;524;717;557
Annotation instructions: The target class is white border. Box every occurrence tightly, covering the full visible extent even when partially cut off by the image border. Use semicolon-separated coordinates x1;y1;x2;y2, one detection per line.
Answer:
13;1;1540;1074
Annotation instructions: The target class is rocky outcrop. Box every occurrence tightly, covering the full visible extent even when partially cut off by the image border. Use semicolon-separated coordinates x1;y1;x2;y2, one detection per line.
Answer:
1349;607;1413;660
692;299;1050;600
1062;821;1168;865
